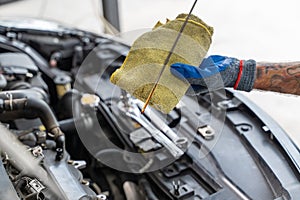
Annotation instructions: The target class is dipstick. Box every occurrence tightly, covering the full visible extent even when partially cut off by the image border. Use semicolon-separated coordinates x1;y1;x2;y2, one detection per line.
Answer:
141;0;199;114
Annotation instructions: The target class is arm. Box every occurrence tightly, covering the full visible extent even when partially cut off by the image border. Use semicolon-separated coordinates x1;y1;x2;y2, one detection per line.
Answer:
170;56;300;96
254;62;300;95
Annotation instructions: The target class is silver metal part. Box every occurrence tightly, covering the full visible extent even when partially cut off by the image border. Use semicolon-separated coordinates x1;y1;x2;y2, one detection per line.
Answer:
217;98;242;110
171;180;195;198
172;180;181;196
137;101;188;149
29;179;45;193
6;92;13;110
120;90;131;108
197;125;215;140
31;146;44;157
68;160;87;170
73;160;87;170
129;129;161;152
262;125;270;132
123;99;184;159
97;194;107;200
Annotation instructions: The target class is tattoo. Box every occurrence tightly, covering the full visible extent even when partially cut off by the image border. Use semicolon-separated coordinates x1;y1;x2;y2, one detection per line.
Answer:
264;64;285;74
265;66;277;74
254;62;300;95
256;67;263;79
287;66;300;76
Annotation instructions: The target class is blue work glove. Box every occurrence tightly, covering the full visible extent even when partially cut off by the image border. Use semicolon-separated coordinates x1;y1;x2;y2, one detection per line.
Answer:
170;55;256;95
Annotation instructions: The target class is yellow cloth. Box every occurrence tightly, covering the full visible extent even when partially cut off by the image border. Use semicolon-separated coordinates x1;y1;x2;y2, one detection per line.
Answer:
110;14;213;113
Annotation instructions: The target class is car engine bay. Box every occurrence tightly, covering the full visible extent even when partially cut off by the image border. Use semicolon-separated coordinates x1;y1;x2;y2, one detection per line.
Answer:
0;18;299;200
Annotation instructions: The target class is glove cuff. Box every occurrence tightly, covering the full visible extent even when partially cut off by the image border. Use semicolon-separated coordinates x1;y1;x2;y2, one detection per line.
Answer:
236;59;256;92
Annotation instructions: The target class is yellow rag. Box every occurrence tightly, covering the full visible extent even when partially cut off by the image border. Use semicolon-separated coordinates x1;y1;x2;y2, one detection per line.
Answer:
110;14;213;113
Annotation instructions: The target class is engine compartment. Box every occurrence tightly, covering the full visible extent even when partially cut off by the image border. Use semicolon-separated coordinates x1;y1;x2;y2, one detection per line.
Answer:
0;18;299;200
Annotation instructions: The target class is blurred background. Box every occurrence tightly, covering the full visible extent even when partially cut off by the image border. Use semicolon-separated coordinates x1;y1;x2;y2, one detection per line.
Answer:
0;0;299;146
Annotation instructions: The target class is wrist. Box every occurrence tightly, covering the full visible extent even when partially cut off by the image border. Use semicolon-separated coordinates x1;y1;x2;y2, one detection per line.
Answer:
235;59;256;91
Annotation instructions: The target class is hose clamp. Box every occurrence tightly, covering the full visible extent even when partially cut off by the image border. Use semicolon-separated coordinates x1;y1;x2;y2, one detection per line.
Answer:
6;93;13;110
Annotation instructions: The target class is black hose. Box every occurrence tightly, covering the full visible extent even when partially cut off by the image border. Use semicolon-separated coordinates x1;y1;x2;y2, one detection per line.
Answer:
1;97;58;131
0;88;48;102
25;97;59;131
0;95;65;161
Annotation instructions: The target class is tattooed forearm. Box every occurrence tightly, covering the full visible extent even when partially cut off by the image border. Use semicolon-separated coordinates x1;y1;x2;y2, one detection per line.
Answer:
253;62;300;95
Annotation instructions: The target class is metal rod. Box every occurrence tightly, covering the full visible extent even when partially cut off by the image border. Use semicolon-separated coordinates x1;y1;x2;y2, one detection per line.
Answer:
102;0;121;31
141;0;198;113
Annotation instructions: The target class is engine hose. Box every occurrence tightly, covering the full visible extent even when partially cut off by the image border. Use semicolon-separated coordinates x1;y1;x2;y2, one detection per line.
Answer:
0;96;65;161
6;81;32;90
0;87;48;102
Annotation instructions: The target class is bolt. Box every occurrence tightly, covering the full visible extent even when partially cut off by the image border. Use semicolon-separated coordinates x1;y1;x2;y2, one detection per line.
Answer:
55;148;63;161
81;179;89;186
67;160;74;164
97;194;107;200
173;180;181;196
197;125;215;140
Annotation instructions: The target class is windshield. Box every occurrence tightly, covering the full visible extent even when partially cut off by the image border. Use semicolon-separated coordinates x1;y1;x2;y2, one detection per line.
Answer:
0;0;299;148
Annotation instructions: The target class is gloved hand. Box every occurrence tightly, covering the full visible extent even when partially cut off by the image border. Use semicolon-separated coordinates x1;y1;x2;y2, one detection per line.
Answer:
170;55;256;95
